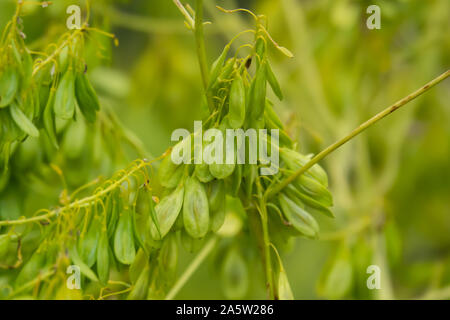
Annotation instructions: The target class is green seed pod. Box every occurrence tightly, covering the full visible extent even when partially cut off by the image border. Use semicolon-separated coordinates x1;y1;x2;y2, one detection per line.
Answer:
158;153;184;188
244;164;258;198
43;88;58;148
54;68;76;120
209;129;236;179
0;234;11;260
96;231;110;286
194;162;214;183
286;184;334;218
318;244;353;299
75;71;100;123
255;36;266;60
229;164;242;197
9;102;39;138
79;216;100;268
296;174;333;207
129;248;148;285
127;263;151;300
150;185;185;240
159;234;178;280
278;193;319;239
208;44;230;89
15;249;47;287
280;148;329;187
208;180;226;232
183;176;209;239
221;248;249;299
248;60;267;120
266;62;283;100
69;245;99;283
58;45;70;74
180;229;204;253
277;268;294;300
114;208;136;265
228;75;246;129
0;68;19;108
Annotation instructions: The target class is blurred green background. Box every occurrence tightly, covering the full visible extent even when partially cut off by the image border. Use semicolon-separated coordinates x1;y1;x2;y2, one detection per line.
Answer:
0;0;449;299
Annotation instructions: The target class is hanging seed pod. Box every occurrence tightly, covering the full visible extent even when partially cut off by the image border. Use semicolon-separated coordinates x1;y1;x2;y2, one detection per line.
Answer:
208;180;226;232
158;152;184;188
69;245;99;282
183;176;210;239
79;216;100;268
248;60;267;121
127;262;151;300
285;183;334;218
114;208;136;265
280;148;329;187
180;229;204;253
159;234;178;280
244;164;258;198
9;102;39;138
58;45;70;74
54;68;76;120
209;129;236;179
220;248;249;299
0;68;19;108
208;44;230;89
129;248;148;284
230;164;243;197
15;249;47;287
43;88;58;149
266;62;283;101
317;244;353;299
194;162;214;183
96;231;110;286
150;185;185;240
296;174;333;207
227;75;246;129
75;71;100;123
277;267;294;300
278;193;319;239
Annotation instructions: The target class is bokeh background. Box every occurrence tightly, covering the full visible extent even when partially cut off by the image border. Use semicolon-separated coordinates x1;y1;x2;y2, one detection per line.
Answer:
0;0;449;299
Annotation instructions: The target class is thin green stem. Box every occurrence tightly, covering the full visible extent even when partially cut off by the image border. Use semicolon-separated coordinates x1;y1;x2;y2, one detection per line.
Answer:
165;236;218;300
194;0;215;112
0;160;150;227
266;70;450;199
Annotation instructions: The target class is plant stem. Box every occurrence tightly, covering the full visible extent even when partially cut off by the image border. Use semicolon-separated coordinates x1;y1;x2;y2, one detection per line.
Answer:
165;236;218;300
265;70;450;199
0;160;150;227
194;0;215;112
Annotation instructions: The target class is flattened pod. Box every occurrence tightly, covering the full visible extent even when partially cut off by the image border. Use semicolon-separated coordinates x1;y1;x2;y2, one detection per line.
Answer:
0;68;19;108
208;44;230;89
249;61;267;120
79;216;100;268
9;102;39;138
96;231;110;285
296;174;333;207
114;209;136;265
127;263;151;300
158;152;184;188
159;234;178;280
54;69;76;120
75;72;100;123
228;75;246;129
278;193;319;239
15;249;46;287
221;248;249;299
280;148;329;187
209;130;235;179
194;162;214;183
150;185;185;240
266;61;283;101
278;268;294;300
183;176;209;239
286;184;334;218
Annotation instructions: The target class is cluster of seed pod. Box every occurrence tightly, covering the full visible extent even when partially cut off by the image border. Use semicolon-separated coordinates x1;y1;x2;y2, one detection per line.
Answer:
154;16;334;245
0;16;100;172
